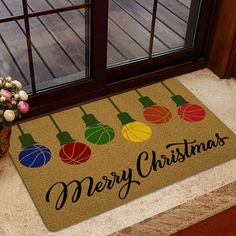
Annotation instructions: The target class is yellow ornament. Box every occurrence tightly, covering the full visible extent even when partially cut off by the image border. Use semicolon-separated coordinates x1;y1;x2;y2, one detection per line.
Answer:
108;97;152;143
122;121;152;142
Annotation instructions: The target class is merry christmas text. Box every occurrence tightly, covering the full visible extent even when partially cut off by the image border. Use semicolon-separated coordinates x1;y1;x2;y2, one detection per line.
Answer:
46;133;229;210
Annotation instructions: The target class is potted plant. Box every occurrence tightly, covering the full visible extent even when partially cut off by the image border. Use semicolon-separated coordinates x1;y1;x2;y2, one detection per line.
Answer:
0;75;29;157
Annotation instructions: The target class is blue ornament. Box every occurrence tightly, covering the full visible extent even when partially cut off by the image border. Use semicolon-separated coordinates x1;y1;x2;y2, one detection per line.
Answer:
19;144;51;168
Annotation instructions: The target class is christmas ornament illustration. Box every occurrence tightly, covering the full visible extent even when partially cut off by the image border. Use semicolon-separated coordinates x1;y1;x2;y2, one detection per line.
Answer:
108;97;152;142
161;81;206;122
79;106;115;145
17;124;51;168
49;114;91;165
135;89;172;124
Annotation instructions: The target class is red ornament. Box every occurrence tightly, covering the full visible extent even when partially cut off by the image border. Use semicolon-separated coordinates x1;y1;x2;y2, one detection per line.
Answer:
143;105;172;124
59;142;91;165
178;104;206;122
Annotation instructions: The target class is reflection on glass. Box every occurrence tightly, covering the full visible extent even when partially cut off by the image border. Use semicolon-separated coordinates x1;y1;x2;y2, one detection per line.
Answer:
107;0;202;67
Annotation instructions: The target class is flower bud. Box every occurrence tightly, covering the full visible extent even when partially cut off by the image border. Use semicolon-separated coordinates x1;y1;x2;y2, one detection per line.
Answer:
3;110;15;122
0;96;6;102
5;82;12;88
11;80;22;90
14;94;19;100
5;76;12;82
18;90;28;101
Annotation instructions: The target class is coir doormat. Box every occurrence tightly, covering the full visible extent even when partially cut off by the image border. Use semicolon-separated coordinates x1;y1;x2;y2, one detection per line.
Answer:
9;79;236;231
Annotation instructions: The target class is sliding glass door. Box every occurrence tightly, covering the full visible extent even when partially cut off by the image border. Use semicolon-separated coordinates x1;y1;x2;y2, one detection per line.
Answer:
0;0;215;118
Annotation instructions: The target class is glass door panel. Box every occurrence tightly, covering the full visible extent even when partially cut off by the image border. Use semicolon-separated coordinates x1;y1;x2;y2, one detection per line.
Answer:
107;0;202;67
29;10;88;91
0;0;91;94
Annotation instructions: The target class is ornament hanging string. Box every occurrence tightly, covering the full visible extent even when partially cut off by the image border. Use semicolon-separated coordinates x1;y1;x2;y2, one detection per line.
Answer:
79;106;87;115
49;114;62;133
108;97;122;114
161;81;176;96
17;124;25;135
135;89;144;98
48;114;76;145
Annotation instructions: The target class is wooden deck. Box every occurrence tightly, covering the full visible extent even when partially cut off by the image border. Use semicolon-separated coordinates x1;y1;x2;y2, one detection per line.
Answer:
0;0;191;90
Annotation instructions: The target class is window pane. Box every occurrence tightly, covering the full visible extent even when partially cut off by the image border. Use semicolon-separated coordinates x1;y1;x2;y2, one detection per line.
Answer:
0;21;32;93
107;0;202;67
29;9;89;91
107;0;153;66
152;0;202;54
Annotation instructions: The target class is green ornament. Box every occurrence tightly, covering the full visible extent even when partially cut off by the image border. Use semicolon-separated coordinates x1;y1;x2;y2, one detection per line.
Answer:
82;113;115;145
85;123;115;145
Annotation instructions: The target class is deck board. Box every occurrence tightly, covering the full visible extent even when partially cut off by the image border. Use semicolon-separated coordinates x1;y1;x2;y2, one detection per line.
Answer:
46;0;127;66
114;0;184;49
108;18;147;60
1;0;74;81
177;0;191;8
0;0;191;88
134;0;187;38
2;0;23;16
28;1;85;72
0;36;27;85
159;0;189;22
109;0;168;54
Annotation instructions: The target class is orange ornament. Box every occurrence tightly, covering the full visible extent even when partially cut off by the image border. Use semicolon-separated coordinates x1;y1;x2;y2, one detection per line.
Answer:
143;105;172;124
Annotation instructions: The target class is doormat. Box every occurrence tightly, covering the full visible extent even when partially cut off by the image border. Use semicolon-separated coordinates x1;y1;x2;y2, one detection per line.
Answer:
9;79;236;231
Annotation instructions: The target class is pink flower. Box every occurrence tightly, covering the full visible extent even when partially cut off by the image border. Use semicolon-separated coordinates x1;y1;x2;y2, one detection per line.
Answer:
0;89;12;99
11;99;17;106
17;101;29;114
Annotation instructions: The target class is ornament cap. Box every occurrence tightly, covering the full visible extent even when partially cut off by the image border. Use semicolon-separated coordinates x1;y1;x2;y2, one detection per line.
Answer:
82;114;100;127
19;134;37;149
57;131;75;146
117;112;135;125
139;96;156;108
171;95;189;107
